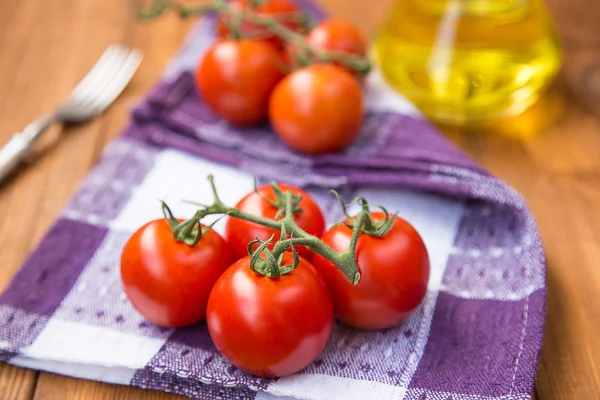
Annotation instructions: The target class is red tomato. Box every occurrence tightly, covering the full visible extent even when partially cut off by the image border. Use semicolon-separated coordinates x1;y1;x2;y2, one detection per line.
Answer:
207;253;333;376
225;184;325;260
269;64;364;154
307;19;367;56
218;0;302;47
311;212;430;330
120;219;233;328
195;39;285;125
286;19;367;74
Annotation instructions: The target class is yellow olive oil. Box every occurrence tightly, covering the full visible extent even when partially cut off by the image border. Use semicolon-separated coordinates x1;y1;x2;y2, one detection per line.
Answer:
374;0;562;125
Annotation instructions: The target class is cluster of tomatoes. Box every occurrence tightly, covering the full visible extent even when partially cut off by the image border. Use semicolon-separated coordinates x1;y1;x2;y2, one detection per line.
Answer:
120;183;430;377
195;0;368;154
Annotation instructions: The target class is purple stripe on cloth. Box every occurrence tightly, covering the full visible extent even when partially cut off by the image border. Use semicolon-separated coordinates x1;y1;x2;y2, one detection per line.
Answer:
0;306;50;350
508;294;547;397
63;139;159;224
0;351;16;363
442;250;543;300
409;289;545;397
295;0;326;18
51;230;175;339
145;335;271;392
442;200;545;299
454;202;524;249
403;387;532;399
167;323;216;352
372;115;485;172
131;368;258;400
334;169;475;196
0;219;107;317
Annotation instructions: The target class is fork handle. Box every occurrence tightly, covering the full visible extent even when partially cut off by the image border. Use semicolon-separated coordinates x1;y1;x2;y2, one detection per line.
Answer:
0;134;32;184
0;114;56;184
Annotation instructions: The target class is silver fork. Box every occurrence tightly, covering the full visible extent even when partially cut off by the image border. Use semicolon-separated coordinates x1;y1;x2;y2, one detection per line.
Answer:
0;44;143;184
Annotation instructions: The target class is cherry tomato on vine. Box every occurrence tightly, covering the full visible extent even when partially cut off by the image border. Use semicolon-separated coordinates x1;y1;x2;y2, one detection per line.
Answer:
269;64;364;154
120;219;233;328
286;18;367;75
306;18;367;76
306;18;367;57
218;0;303;48
224;183;325;260
195;39;285;125
311;212;430;330
207;253;334;377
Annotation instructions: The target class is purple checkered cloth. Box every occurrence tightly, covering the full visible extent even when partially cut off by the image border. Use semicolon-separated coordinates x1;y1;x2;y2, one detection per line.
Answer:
0;2;545;399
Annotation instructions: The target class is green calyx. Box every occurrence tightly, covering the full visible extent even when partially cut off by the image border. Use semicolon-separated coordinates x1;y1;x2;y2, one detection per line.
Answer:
330;190;397;237
248;224;302;278
255;179;304;221
161;201;222;246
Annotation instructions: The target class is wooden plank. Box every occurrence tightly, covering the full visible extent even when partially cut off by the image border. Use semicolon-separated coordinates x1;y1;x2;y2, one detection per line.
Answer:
32;373;185;400
534;175;600;398
0;365;36;400
545;0;600;118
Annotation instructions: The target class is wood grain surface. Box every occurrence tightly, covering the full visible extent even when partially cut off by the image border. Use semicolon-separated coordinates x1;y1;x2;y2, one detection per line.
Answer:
0;0;598;398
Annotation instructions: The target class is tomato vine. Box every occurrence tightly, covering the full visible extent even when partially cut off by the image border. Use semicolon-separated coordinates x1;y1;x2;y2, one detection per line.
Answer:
137;0;372;76
167;175;398;284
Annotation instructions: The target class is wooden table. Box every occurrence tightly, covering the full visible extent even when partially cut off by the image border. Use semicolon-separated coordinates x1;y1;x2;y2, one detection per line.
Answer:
1;0;599;398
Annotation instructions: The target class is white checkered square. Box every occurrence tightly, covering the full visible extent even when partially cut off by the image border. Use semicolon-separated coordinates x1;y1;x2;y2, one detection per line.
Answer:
22;319;167;369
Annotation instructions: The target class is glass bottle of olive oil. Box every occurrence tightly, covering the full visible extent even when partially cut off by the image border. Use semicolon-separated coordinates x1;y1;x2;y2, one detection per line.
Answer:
374;0;562;125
